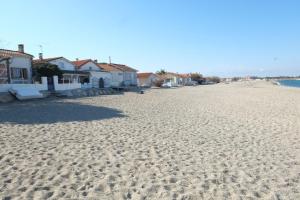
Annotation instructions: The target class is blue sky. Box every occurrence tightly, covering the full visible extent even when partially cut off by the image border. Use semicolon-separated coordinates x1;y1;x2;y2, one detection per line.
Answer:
1;0;300;77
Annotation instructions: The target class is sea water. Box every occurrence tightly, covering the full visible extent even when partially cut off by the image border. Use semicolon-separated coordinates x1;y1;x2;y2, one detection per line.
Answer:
278;79;300;88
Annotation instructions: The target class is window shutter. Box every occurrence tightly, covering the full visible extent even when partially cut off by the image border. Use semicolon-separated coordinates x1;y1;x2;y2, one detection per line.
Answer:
22;69;28;79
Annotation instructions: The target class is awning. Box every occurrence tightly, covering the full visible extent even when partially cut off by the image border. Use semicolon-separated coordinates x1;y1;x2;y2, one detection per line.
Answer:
61;70;90;75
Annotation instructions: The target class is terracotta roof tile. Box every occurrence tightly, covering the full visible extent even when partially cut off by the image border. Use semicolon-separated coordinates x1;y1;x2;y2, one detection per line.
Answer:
111;63;138;72
156;72;180;80
97;63;138;72
72;59;92;68
97;63;121;72
137;72;155;79
0;49;33;58
179;73;191;78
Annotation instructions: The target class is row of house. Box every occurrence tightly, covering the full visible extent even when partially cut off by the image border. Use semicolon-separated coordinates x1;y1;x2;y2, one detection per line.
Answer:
35;55;139;88
0;44;195;95
137;72;195;87
0;44;138;92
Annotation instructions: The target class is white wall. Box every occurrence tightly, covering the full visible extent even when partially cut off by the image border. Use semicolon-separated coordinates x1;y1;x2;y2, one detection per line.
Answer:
138;74;158;87
0;77;47;92
89;71;112;88
164;77;179;87
131;72;137;85
53;76;81;91
78;62;100;71
124;72;137;86
49;58;75;71
111;72;124;87
10;56;32;83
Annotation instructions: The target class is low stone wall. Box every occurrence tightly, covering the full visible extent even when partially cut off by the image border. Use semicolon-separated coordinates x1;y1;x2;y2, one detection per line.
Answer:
55;88;119;98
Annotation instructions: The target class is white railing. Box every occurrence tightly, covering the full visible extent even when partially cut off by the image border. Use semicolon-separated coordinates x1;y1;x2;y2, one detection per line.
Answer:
53;76;81;91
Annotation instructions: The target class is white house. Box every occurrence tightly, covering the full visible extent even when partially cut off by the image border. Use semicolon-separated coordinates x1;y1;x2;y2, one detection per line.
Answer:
0;44;33;84
97;63;123;87
33;55;89;84
0;45;51;95
178;74;195;86
72;59;112;88
158;72;181;87
113;64;138;86
137;72;159;87
98;63;138;87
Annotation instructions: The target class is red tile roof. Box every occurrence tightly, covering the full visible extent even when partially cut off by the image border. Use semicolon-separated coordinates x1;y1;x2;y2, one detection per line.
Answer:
156;72;180;80
97;63;138;72
97;63;120;72
111;63;138;72
137;72;155;79
0;49;33;58
72;59;92;68
72;59;103;70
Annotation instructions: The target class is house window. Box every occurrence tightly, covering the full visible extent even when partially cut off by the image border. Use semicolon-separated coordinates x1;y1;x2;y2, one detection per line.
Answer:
11;68;28;79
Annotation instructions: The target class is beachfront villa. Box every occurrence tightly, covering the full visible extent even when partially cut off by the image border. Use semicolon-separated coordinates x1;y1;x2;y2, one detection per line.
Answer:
72;59;112;88
0;44;190;93
98;63;138;87
178;74;195;86
113;64;138;86
0;44;33;84
137;72;159;87
158;72;181;87
33;55;89;84
97;63;123;87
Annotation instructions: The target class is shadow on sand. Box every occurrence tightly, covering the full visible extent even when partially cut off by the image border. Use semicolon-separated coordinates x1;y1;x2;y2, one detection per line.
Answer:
0;98;125;124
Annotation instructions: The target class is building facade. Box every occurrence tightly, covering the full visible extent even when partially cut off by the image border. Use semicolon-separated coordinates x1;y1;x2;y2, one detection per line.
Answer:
0;44;33;84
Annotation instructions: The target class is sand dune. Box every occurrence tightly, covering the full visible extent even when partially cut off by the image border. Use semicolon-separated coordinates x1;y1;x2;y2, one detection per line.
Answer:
0;80;300;199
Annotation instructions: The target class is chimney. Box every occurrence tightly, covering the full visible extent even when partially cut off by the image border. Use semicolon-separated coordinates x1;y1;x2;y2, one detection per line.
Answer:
18;44;24;53
94;59;98;63
39;53;43;60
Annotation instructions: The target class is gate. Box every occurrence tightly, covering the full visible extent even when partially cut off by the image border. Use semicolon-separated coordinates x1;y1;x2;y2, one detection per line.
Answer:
47;77;55;91
99;78;104;88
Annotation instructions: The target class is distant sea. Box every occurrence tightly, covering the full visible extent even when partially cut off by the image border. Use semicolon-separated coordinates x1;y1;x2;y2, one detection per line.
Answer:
278;79;300;88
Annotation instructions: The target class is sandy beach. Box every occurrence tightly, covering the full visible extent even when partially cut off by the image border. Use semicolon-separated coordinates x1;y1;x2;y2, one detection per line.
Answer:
0;80;299;200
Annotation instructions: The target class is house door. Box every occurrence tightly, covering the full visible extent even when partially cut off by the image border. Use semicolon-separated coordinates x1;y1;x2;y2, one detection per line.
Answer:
99;78;104;88
47;77;55;91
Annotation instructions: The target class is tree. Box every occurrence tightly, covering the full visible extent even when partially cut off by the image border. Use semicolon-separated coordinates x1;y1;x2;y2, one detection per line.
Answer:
156;69;166;75
33;63;63;81
190;73;204;84
191;73;203;81
206;76;221;83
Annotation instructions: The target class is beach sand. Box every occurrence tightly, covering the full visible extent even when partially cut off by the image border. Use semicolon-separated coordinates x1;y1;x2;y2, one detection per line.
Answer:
0;80;300;199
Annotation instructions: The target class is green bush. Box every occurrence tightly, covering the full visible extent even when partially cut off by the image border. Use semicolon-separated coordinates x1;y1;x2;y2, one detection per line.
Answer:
33;63;63;81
